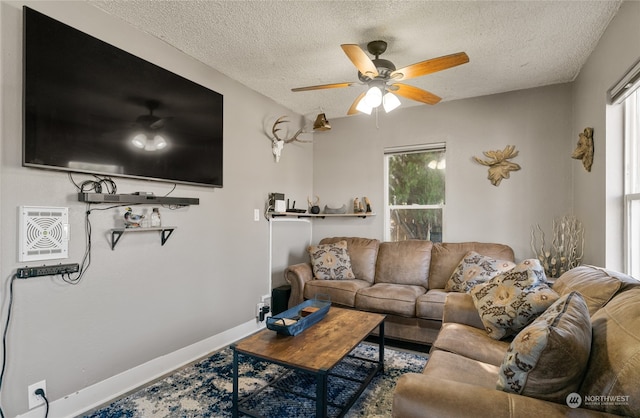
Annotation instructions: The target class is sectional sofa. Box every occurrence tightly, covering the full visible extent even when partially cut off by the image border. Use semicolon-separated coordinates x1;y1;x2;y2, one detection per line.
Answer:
393;265;640;417
284;236;515;345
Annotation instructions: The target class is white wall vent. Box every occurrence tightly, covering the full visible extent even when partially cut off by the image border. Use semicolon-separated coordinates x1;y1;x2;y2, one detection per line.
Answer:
19;206;69;262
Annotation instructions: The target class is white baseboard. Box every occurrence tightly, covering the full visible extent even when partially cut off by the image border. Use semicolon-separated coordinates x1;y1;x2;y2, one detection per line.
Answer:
16;319;264;418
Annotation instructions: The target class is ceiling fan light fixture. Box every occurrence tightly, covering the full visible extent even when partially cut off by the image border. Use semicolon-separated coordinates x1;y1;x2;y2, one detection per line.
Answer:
383;92;401;113
132;133;168;151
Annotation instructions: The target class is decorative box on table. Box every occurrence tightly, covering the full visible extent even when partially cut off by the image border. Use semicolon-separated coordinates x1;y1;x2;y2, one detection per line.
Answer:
266;298;331;336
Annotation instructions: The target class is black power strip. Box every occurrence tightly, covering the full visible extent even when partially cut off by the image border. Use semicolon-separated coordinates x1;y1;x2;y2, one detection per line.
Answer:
17;263;80;279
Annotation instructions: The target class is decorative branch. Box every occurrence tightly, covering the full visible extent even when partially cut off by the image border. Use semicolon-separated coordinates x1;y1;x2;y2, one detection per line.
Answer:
531;215;584;278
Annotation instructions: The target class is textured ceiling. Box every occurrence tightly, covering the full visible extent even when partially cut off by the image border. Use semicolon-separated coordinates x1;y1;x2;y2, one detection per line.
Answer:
89;0;622;120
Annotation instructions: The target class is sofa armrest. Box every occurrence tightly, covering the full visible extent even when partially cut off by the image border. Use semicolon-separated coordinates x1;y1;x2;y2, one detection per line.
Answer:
442;292;484;330
284;263;313;308
393;374;617;418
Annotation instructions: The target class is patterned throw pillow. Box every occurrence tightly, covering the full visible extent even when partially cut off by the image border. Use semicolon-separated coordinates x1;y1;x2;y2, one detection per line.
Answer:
308;240;355;280
470;259;559;340
497;292;591;403
445;251;516;292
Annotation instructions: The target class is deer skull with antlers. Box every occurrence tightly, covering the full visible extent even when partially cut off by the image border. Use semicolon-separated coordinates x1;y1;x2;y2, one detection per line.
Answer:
473;145;521;186
269;116;312;162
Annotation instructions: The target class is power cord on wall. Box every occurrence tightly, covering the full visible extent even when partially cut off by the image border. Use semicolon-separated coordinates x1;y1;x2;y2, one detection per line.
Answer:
34;388;49;418
0;176;183;415
0;275;17;418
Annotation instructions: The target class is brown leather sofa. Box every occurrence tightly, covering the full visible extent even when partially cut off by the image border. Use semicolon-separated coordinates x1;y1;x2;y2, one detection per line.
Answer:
284;237;514;345
393;265;640;417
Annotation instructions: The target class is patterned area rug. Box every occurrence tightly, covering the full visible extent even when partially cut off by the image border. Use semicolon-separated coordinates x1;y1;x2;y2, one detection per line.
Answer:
82;343;427;418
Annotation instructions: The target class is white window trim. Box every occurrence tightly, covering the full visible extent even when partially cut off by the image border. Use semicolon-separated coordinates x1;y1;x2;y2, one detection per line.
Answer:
383;143;446;242
624;193;640;276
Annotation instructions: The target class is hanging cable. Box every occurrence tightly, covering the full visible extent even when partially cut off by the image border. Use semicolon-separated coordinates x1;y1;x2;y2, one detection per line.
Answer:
0;275;18;418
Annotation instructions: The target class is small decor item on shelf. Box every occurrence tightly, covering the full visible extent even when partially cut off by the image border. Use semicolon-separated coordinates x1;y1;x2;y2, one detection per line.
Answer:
308;195;321;214
353;197;364;213
571;127;594;172
364;197;373;213
473;145;521;186
150;208;161;227
530;215;585;278
324;204;347;214
123;207;145;228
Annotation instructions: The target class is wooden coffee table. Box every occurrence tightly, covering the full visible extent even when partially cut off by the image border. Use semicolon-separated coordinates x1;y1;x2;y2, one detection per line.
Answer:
231;307;385;417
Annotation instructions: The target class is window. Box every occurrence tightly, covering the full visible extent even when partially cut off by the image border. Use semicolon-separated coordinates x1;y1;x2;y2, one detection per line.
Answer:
624;88;640;277
384;144;445;242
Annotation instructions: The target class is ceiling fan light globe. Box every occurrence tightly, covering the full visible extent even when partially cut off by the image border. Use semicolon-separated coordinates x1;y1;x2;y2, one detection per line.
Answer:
153;135;168;150
356;98;374;115
132;134;147;149
364;85;383;107
383;92;401;113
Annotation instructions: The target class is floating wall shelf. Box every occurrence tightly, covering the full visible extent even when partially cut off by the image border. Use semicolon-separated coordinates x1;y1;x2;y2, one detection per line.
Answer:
268;211;375;219
109;227;176;250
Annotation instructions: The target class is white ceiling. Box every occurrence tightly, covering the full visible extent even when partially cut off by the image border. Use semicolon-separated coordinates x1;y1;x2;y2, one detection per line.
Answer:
89;0;622;120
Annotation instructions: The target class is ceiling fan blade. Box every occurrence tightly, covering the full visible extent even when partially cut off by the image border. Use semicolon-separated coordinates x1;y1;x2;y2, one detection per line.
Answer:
391;52;469;81
347;91;367;115
392;83;441;105
149;116;173;130
292;82;354;92
341;44;379;78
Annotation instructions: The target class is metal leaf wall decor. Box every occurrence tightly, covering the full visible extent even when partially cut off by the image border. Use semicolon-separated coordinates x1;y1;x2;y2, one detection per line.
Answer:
473;145;521;186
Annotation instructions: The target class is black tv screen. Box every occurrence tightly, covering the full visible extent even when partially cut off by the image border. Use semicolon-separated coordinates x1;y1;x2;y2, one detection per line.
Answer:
23;7;223;188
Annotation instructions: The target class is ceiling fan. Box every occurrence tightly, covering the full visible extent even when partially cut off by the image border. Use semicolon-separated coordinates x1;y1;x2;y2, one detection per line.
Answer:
131;100;172;151
292;40;469;115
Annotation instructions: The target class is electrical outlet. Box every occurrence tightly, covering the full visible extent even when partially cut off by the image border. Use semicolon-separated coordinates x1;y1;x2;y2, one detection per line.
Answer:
28;380;46;409
256;302;265;319
254;209;260;222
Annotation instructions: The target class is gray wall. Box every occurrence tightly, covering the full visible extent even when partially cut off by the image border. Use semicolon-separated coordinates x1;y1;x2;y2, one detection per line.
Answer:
0;2;312;416
1;0;638;416
312;84;574;260
571;0;640;270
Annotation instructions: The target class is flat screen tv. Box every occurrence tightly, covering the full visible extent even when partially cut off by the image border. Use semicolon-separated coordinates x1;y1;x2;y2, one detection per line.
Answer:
23;7;223;188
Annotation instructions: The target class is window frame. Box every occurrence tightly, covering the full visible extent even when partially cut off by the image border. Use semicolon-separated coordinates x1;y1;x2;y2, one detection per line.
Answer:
624;87;640;277
383;143;446;242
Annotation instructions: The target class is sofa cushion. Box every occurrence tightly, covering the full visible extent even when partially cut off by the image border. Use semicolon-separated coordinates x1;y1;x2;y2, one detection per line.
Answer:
319;237;380;284
497;291;591;404
429;242;515;290
416;289;447;321
308;240;355;280
579;287;640;416
422;350;500;390
445;251;516;293
433;322;511;366
471;259;559;340
374;240;432;286
355;283;426;317
552;265;639;315
303;279;370;307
